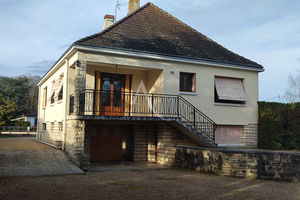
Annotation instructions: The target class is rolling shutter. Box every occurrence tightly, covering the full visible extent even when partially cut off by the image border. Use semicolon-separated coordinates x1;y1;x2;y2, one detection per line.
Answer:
215;77;247;101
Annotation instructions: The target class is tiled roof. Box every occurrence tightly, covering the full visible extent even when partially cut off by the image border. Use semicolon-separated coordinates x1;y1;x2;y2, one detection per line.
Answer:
75;3;263;69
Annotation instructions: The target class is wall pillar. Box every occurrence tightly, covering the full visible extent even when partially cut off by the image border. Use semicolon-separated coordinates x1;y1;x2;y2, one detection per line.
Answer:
74;60;87;115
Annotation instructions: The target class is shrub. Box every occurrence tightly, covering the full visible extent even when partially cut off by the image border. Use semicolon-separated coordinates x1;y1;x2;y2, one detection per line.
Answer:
258;102;300;150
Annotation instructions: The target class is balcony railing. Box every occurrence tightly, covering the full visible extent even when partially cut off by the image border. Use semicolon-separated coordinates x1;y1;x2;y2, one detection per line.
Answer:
70;90;216;142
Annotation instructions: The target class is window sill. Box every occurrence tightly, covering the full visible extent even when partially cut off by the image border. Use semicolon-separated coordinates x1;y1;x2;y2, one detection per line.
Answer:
179;92;197;96
57;100;63;104
214;102;246;107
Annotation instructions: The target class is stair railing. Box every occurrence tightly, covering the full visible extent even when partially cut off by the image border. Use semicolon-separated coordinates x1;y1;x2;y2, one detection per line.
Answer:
70;90;217;143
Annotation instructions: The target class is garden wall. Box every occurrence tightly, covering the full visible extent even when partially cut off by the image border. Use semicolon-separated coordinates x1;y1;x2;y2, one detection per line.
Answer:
175;146;300;182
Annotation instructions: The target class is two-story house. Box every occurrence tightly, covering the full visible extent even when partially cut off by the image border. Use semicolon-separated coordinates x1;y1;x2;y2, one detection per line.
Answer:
37;1;264;169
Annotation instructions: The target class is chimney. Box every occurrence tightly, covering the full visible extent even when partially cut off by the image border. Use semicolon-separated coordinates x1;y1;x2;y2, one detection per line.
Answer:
103;15;115;30
128;0;140;15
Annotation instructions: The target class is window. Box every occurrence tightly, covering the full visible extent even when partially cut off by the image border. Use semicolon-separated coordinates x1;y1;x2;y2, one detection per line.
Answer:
215;125;242;145
214;76;247;104
43;87;47;108
58;74;64;101
51;122;54;130
58;122;63;131
51;93;55;104
180;72;196;92
51;80;55;104
58;86;63;101
42;123;47;130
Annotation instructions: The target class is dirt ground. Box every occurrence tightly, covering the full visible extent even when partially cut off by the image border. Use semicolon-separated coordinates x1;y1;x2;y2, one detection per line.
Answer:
0;169;299;200
0;137;53;151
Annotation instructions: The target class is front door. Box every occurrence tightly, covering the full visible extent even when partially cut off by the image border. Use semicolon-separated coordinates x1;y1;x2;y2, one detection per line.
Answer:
95;72;125;116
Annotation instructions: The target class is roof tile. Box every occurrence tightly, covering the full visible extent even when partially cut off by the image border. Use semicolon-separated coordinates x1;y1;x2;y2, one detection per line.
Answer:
76;3;262;68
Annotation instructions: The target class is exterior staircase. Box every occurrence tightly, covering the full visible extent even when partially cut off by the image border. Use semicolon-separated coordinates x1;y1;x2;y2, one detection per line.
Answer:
70;90;217;148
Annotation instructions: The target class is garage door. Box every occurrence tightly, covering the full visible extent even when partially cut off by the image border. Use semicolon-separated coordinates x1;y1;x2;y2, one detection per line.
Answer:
90;126;122;162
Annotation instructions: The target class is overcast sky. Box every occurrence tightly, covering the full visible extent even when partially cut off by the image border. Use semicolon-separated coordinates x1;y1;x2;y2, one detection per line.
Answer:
0;0;300;101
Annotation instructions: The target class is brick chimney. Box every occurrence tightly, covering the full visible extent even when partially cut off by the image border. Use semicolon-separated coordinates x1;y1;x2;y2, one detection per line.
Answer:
128;0;140;15
103;15;115;30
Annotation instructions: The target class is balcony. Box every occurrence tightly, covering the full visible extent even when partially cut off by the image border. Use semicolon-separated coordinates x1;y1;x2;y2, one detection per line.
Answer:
69;89;216;144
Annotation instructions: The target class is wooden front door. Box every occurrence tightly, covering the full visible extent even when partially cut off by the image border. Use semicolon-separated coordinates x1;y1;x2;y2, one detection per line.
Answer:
90;126;123;162
95;72;125;116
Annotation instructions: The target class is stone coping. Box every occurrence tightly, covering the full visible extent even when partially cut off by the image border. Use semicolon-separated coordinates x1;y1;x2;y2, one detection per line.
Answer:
175;145;300;156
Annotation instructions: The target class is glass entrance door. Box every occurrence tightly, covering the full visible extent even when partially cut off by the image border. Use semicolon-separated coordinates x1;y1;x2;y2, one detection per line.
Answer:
100;73;125;116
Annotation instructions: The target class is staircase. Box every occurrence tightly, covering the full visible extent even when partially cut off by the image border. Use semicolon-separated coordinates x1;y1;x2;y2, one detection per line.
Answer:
71;90;217;147
172;96;217;148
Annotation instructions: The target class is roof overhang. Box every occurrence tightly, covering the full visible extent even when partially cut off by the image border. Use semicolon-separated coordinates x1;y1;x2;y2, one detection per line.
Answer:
75;44;265;72
37;45;77;86
38;43;264;86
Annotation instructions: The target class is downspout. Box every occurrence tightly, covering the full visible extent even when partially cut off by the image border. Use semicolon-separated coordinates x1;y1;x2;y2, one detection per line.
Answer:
62;58;69;150
36;85;41;141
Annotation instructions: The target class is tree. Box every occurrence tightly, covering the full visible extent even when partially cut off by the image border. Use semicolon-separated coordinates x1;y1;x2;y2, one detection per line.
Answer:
0;75;41;116
285;60;300;103
285;72;300;103
27;75;41;113
0;93;17;126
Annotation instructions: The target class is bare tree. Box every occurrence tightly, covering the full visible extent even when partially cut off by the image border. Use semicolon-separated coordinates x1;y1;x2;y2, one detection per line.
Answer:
26;75;41;113
285;60;300;103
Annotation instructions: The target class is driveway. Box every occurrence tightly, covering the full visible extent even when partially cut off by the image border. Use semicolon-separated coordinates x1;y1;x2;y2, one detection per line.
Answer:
0;169;299;200
0;137;83;177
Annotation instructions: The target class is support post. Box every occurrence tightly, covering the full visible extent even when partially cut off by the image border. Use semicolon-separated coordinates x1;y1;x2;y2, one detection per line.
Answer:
74;60;87;115
151;94;154;117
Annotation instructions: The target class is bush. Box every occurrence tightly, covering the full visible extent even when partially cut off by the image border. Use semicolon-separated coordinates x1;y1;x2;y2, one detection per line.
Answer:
11;120;31;127
258;102;300;150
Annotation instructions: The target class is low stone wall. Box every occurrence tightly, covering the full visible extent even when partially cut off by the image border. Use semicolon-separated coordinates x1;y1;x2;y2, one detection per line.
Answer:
175;146;300;182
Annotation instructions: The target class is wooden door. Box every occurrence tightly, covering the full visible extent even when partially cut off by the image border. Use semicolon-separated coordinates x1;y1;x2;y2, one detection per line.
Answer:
90;126;123;162
95;72;125;116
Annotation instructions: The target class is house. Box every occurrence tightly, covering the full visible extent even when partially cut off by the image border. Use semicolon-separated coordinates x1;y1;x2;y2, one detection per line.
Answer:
11;111;37;131
37;1;264;169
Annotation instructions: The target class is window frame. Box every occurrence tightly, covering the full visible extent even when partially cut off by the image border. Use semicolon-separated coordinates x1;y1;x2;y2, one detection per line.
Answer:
43;87;47;108
42;123;47;130
58;122;63;131
214;76;246;105
180;72;196;93
51;80;55;104
58;74;64;101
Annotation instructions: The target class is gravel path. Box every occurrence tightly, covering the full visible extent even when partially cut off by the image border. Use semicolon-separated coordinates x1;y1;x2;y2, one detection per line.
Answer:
0;137;83;177
0;169;299;200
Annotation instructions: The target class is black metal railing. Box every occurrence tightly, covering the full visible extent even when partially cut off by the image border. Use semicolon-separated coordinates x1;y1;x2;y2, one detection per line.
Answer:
69;90;216;142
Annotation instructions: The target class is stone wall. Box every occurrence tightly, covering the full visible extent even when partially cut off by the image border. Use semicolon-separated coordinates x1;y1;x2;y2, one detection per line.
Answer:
38;122;63;148
175;146;300;182
131;123;197;165
65;119;89;170
241;124;258;148
132;124;157;162
157;123;197;165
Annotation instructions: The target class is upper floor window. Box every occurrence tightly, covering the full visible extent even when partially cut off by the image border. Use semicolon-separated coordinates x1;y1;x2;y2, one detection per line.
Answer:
58;74;64;101
214;76;247;104
43;87;47;108
180;72;196;93
51;80;55;104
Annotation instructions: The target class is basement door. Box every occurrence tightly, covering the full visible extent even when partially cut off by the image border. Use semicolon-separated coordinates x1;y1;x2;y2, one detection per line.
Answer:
90;125;123;162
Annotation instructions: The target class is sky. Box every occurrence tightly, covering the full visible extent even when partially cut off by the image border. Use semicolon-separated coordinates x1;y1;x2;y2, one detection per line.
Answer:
0;0;300;101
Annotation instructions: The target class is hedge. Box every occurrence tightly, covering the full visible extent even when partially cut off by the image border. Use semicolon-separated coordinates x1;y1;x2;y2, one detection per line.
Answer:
258;101;300;150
